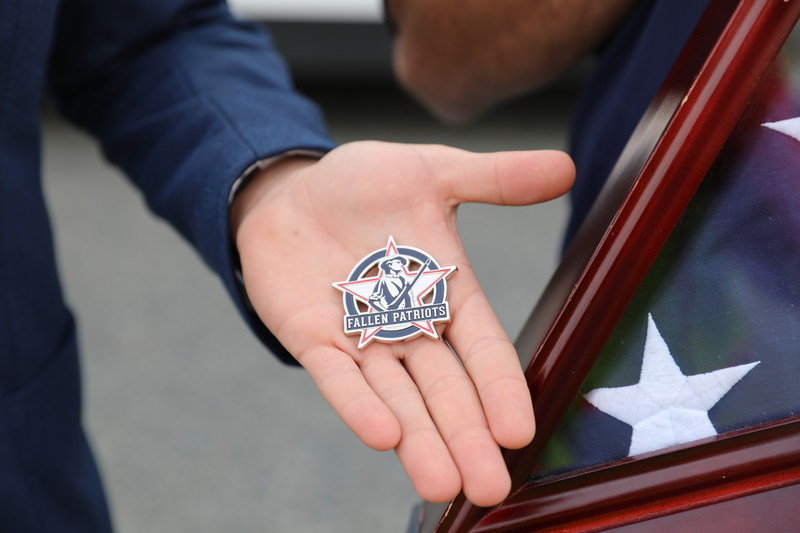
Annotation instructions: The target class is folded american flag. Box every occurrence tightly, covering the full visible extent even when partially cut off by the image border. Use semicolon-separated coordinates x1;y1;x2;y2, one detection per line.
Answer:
537;73;800;477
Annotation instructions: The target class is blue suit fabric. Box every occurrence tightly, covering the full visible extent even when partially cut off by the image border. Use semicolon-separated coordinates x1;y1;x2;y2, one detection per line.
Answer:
565;0;711;243
1;0;333;530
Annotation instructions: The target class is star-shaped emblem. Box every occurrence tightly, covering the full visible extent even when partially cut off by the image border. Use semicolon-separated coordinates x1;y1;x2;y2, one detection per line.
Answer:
584;314;759;456
333;237;457;348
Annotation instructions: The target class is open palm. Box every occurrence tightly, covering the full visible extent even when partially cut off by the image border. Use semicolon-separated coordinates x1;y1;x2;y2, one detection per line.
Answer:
231;141;574;506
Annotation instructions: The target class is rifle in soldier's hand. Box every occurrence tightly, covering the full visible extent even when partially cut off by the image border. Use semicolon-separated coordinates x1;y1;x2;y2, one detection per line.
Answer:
387;257;431;310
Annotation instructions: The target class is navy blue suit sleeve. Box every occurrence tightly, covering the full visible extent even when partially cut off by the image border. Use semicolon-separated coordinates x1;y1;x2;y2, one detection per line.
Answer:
48;0;336;363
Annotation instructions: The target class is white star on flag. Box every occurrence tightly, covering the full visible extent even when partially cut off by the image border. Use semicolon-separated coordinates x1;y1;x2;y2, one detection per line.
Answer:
584;314;759;456
762;117;800;142
333;237;456;348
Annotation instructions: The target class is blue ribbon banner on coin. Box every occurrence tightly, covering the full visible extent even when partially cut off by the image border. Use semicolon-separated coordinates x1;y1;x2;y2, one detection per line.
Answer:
333;236;457;348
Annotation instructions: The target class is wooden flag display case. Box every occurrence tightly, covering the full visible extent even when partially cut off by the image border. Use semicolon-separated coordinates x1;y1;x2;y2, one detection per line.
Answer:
411;1;800;531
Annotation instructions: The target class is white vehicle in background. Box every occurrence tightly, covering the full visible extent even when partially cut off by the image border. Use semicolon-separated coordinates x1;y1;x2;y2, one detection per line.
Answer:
228;0;391;85
229;0;382;22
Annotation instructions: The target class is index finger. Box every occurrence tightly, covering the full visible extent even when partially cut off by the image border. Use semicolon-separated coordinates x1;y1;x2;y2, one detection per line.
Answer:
445;263;536;450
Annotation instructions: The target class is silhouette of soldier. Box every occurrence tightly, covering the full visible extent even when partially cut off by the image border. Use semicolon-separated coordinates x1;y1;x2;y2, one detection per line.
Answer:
369;255;413;311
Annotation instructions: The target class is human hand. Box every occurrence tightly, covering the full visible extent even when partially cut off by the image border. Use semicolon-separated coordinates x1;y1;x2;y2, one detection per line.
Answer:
387;0;638;123
230;141;574;506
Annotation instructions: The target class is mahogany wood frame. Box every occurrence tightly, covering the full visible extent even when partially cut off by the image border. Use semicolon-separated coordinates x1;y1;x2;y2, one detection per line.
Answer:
413;1;800;531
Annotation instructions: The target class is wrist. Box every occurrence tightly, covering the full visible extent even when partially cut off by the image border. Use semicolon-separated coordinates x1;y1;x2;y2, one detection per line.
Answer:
229;155;318;244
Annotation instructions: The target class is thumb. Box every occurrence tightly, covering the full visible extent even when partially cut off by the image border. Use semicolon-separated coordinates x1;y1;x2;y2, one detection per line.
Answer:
431;148;575;206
